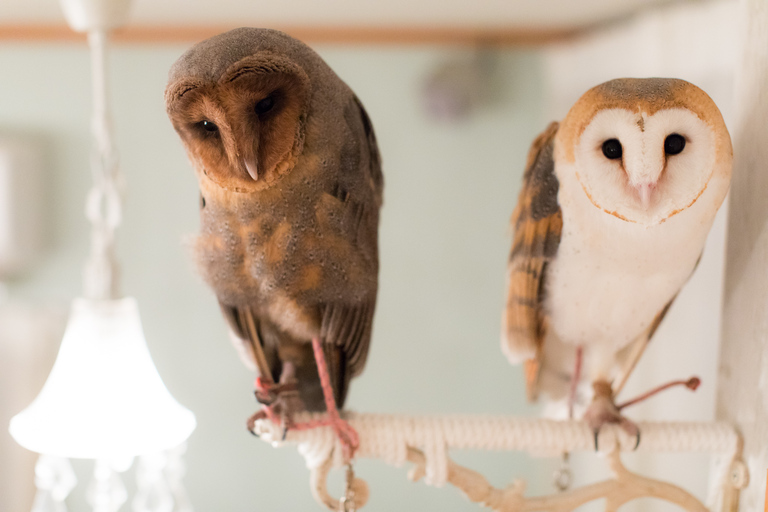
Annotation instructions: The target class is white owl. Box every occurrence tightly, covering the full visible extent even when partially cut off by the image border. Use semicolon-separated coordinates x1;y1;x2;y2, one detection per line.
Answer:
502;78;732;445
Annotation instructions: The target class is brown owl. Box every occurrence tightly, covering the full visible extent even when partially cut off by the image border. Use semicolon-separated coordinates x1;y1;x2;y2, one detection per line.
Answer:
165;28;383;457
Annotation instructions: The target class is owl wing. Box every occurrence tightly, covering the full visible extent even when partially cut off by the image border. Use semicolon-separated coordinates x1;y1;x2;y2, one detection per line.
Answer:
502;122;562;402
317;95;383;407
319;299;375;405
353;95;384;207
219;303;280;385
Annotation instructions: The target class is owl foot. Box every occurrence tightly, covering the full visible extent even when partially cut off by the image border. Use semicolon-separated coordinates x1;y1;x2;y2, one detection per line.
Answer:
253;376;298;406
247;395;302;437
248;375;302;438
246;409;267;436
311;337;360;461
252;338;361;458
246;400;285;435
584;380;640;451
585;376;701;451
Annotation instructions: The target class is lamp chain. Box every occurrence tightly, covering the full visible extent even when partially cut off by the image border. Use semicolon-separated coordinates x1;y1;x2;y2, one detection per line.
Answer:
83;30;122;301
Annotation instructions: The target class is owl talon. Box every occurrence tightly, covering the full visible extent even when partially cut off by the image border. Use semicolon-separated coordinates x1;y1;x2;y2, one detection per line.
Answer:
617;416;641;450
584;379;642;451
591;426;639;450
246;409;268;435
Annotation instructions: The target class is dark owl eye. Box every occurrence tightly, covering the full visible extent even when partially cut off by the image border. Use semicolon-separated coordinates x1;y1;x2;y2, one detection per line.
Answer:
198;120;218;133
602;139;623;160
664;134;686;155
254;95;275;115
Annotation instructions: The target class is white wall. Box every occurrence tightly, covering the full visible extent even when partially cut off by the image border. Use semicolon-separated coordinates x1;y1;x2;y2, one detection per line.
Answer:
0;42;547;511
0;0;680;30
717;0;768;509
541;1;738;509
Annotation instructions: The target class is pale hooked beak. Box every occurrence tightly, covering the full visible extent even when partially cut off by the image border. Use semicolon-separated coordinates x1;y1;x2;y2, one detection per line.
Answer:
243;159;259;181
634;182;655;208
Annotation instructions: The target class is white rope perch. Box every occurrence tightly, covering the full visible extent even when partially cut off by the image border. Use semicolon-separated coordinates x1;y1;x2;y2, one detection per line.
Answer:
252;412;746;512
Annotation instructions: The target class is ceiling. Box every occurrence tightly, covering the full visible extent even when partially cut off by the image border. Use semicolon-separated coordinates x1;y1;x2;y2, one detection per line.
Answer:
2;0;678;30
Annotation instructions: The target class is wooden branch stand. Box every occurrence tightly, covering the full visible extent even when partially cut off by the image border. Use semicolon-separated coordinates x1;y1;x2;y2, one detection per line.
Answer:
252;412;747;512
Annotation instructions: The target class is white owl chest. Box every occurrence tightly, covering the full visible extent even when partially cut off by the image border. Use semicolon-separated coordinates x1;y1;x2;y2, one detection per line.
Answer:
544;163;718;350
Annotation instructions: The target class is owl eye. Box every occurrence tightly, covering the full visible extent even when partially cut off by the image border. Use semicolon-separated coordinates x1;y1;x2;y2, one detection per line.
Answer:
254;95;276;115
602;139;623;160
664;134;686;155
197;120;219;134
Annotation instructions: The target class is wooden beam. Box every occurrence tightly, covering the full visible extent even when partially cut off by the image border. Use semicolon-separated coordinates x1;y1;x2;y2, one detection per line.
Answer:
0;23;577;46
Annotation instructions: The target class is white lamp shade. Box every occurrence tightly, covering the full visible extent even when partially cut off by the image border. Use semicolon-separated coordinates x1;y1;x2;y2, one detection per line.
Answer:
9;297;196;459
59;0;133;32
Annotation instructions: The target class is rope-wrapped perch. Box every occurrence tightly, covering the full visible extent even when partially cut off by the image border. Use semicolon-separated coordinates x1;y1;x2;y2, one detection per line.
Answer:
252;412;745;511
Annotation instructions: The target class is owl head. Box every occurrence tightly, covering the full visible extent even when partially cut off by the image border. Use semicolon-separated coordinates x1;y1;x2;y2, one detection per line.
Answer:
556;78;732;226
166;28;339;193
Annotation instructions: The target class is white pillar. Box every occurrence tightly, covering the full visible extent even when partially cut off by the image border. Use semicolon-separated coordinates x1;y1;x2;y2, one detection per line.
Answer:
716;0;768;510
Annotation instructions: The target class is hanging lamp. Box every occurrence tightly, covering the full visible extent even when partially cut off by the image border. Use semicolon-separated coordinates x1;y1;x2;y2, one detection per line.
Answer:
9;0;196;510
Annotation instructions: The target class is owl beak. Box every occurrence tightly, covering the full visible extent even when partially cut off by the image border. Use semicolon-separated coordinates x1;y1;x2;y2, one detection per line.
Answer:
635;182;655;208
243;159;259;181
